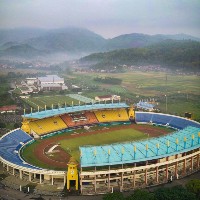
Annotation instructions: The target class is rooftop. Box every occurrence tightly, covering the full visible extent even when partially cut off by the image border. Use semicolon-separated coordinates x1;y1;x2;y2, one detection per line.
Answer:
0;105;17;112
38;75;64;83
80;126;200;167
23;103;129;119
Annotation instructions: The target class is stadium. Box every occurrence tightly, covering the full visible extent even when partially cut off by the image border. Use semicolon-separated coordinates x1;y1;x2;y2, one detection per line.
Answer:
0;101;200;195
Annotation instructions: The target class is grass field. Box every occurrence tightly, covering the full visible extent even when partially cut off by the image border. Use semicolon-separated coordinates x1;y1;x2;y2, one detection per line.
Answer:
19;70;200;121
73;71;200;97
72;71;200;121
21;127;148;170
21;95;84;110
59;128;147;162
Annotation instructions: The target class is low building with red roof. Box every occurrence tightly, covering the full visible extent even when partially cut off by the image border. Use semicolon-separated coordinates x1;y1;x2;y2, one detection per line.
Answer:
0;105;17;113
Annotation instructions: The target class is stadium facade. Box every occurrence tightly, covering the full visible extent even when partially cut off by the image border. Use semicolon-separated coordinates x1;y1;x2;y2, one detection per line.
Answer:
0;103;200;195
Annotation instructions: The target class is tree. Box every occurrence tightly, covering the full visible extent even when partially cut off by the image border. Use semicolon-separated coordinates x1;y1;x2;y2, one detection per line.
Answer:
103;192;124;200
186;179;200;198
154;185;196;200
0;123;6;128
14;123;20;129
126;189;155;200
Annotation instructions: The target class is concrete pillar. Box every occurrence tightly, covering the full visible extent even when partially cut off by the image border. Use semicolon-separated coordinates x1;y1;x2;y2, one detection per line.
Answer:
7;165;9;171
133;163;136;187
13;168;15;175
34;173;36;179
94;167;96;193
133;170;135;187
183;159;186;175
64;174;66;186
67;179;70;190
40;174;42;184
51;175;54;185
191;156;193;171
197;154;200;168
19;170;23;179
156;166;159;183
166;164;168;181
145;169;147;185
121;172;124;191
94;174;96;193
108;166;110;191
29;173;32;182
175;161;178;177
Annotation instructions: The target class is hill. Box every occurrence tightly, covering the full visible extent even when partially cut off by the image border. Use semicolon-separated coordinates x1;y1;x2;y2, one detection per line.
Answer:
0;44;46;58
0;27;106;59
26;27;106;53
0;27;200;60
105;33;200;50
80;40;200;71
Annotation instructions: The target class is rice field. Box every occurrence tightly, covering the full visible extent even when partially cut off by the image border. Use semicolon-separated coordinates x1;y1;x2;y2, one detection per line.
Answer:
73;71;200;121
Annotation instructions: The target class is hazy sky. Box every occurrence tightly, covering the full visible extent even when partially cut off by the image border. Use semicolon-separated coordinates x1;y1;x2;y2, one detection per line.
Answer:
0;0;200;38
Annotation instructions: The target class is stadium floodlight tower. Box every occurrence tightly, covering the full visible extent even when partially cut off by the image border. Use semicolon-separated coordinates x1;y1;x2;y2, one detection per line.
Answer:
165;94;168;113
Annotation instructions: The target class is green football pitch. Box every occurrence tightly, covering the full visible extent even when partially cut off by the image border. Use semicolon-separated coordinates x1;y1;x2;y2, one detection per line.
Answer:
59;128;147;162
21;127;149;170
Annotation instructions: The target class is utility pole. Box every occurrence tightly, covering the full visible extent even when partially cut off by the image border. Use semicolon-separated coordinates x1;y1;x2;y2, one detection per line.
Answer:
165;95;167;113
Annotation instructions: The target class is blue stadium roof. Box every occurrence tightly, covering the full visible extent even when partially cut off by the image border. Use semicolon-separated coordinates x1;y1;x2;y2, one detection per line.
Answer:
23;103;129;119
80;126;200;167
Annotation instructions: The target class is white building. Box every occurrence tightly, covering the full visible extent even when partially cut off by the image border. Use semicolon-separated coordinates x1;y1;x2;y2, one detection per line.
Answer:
37;75;67;91
95;95;120;102
37;75;64;85
25;78;37;86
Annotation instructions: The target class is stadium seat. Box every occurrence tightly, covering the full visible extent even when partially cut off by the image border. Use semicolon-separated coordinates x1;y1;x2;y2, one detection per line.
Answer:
60;112;98;127
94;109;129;122
135;112;200;129
0;129;39;169
29;116;68;135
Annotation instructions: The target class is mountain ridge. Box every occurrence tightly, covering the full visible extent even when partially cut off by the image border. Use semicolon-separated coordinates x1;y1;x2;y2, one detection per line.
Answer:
0;27;199;60
80;39;200;71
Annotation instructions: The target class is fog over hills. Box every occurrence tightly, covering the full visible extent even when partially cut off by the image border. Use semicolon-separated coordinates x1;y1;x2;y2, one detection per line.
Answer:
0;44;46;58
0;28;47;45
0;27;199;61
105;33;200;50
26;27;106;53
80;39;200;71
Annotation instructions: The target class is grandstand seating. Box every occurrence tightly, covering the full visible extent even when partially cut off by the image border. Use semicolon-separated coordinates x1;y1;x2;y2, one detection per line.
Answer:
0;129;39;169
61;114;75;127
85;111;98;124
168;116;200;129
134;112;153;123
135;112;200;129
94;109;129;123
80;126;200;167
61;111;98;127
29;116;67;135
151;113;174;126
